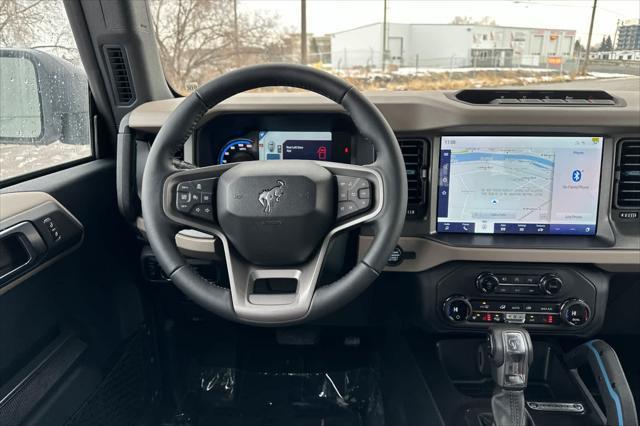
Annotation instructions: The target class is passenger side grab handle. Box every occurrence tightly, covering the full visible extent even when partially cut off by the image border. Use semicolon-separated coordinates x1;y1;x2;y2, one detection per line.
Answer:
565;340;638;426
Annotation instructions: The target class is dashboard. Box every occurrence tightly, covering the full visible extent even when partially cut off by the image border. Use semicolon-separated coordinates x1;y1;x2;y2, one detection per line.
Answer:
121;90;640;335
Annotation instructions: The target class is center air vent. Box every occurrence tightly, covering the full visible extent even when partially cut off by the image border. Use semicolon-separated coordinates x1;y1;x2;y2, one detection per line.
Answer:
104;45;135;105
398;138;428;217
454;89;618;106
616;140;640;208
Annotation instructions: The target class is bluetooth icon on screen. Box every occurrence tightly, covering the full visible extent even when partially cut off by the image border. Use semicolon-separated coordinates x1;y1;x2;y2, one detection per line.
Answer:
572;170;582;182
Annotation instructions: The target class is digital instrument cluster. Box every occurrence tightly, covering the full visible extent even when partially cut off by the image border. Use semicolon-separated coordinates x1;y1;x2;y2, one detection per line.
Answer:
216;130;351;165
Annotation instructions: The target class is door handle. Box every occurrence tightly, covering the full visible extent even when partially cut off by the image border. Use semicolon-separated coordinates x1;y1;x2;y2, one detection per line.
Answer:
0;221;47;284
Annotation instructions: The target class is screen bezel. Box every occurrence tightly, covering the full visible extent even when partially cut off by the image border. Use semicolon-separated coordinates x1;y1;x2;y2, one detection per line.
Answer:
435;135;605;236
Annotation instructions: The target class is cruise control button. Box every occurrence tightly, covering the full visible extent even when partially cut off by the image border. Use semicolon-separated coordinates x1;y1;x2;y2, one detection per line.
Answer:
176;188;195;212
354;197;371;209
177;201;191;212
191;204;214;220
337;201;358;219
177;182;192;192
191;178;215;192
354;178;370;190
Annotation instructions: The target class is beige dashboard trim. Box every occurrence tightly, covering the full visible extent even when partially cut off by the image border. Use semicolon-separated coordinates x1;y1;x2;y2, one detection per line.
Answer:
0;191;54;219
358;236;640;273
128;90;640;133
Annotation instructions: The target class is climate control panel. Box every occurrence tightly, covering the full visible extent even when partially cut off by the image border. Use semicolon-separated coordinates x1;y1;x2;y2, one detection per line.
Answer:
443;295;591;327
423;263;607;336
475;272;563;295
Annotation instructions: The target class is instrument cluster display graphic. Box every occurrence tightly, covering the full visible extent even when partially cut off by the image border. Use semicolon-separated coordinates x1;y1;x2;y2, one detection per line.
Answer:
258;131;332;161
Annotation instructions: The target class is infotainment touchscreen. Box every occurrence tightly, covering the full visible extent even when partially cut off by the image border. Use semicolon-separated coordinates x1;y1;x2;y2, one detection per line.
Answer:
437;136;604;235
258;131;332;161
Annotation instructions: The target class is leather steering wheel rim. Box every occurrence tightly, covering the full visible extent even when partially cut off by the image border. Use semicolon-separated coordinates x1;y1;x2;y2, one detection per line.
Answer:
141;64;407;325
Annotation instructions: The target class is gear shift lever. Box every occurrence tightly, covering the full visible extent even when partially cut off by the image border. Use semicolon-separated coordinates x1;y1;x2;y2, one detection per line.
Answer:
487;325;533;426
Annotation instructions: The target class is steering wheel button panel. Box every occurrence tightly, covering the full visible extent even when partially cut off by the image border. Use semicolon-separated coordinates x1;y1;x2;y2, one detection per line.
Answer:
175;178;217;219
336;176;372;220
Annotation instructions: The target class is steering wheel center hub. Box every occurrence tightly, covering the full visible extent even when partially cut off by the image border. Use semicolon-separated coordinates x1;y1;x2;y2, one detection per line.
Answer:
216;161;335;266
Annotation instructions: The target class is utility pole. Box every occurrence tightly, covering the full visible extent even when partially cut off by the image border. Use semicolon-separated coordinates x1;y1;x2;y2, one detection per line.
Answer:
381;0;388;72
612;19;620;51
580;0;597;75
301;0;308;64
233;0;239;65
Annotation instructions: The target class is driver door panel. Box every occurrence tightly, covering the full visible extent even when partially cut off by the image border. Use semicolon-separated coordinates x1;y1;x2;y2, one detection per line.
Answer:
0;160;145;425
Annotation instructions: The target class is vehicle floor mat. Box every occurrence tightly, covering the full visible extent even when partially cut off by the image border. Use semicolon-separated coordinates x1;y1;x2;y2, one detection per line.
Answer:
163;367;383;426
160;328;385;426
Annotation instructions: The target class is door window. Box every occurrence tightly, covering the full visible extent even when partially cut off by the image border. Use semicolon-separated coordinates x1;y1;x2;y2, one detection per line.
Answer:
0;0;91;182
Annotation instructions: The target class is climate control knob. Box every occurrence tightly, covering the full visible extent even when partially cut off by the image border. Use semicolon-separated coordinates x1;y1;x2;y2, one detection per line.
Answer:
539;273;563;295
560;299;591;326
443;296;472;322
476;272;499;293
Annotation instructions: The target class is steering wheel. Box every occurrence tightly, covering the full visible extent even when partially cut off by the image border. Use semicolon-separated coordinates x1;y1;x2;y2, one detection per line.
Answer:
141;64;407;325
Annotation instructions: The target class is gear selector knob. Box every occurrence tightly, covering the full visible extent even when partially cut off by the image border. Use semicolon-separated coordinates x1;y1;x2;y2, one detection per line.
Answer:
487;325;533;390
487;325;534;426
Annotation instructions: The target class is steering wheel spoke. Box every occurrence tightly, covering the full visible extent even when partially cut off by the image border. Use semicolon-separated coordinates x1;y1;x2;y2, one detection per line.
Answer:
220;243;324;323
162;163;237;233
320;162;384;231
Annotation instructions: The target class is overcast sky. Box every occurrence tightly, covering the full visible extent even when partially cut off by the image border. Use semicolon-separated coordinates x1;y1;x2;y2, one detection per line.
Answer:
240;0;640;45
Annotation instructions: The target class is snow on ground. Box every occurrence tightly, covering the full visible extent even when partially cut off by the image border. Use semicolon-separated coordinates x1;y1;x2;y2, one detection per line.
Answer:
0;141;91;181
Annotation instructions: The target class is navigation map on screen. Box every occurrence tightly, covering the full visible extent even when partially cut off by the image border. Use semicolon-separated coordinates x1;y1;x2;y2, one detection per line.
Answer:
437;136;604;235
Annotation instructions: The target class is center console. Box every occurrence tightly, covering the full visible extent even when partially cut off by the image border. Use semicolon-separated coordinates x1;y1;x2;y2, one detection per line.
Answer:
417;262;608;337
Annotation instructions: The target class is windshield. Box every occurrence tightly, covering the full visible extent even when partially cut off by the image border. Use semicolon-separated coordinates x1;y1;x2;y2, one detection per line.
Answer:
150;0;640;94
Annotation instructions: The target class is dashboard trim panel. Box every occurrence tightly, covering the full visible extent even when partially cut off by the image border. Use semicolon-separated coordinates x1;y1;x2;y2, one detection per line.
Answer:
358;236;640;273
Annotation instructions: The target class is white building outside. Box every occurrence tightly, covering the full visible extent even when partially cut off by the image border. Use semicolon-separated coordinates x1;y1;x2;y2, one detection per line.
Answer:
590;50;640;61
331;23;576;70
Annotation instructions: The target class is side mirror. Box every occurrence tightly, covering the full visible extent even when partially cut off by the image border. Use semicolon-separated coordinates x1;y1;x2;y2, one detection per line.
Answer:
0;49;89;146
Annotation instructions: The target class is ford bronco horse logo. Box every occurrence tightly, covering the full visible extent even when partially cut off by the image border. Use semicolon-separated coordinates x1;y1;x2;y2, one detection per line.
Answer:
258;180;286;214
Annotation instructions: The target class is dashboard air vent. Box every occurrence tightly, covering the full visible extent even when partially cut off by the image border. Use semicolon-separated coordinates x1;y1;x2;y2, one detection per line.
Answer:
104;46;135;105
398;138;428;217
616;140;640;208
454;89;618;106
